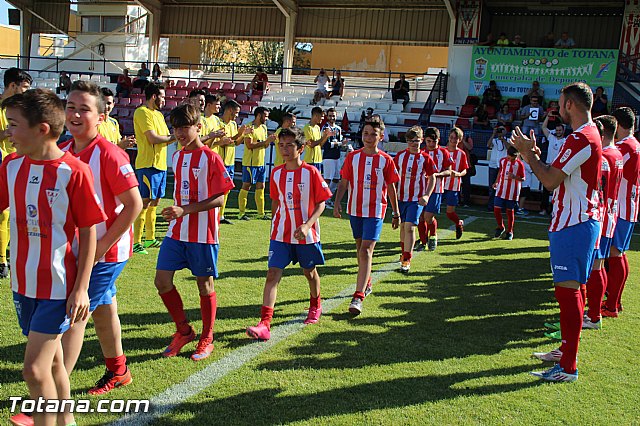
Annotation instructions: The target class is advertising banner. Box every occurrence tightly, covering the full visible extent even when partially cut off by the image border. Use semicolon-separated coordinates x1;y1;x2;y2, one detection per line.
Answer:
468;46;618;101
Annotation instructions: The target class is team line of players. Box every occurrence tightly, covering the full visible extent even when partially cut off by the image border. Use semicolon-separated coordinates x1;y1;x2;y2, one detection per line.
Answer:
1;77;638;425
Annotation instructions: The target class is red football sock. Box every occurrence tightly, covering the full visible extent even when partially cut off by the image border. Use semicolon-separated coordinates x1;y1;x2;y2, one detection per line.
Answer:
493;207;504;228
400;241;405;253
618;254;629;308
417;220;428;244
579;284;587;308
310;295;321;309
200;292;217;343
506;208;515;233
446;211;460;224
402;251;412;262
260;305;274;328
555;286;583;374
586;268;605;322
105;354;127;376
160;287;191;335
354;291;365;300
605;256;625;311
430;218;438;237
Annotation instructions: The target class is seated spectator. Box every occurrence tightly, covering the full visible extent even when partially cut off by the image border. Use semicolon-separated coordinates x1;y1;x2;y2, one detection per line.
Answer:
251;66;269;92
496;32;509;46
472;104;491;130
328;70;345;100
152;63;162;83
57;72;72;96
133;62;150;89
482;80;502;110
478;32;495;47
312;68;329;104
592;86;608;116
496;104;513;126
116;68;133;97
392;74;410;108
522;80;544;106
520;96;544;137
555;32;575;49
546;101;561;128
510;34;527;47
541;32;555;48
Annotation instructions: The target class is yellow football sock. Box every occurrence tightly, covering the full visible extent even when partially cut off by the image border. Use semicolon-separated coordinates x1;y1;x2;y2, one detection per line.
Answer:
145;206;157;241
255;188;265;216
0;210;9;264
220;193;229;218
134;208;147;244
238;189;249;216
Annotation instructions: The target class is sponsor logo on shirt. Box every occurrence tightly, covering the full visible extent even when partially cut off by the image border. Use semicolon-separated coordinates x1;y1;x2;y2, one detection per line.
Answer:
29;175;40;184
27;205;37;218
182;181;189;190
559;149;572;163
120;164;134;178
553;264;568;271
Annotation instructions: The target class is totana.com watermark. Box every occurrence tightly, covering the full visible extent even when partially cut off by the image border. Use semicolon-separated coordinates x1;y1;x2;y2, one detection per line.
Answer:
9;397;150;414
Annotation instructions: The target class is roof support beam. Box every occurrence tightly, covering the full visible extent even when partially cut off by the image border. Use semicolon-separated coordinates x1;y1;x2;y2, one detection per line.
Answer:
274;0;298;84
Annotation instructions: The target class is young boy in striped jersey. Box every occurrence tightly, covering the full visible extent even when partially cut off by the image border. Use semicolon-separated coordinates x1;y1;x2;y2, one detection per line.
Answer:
59;80;142;395
333;116;400;315
393;126;436;273
442;127;469;239
154;103;234;361
2;89;105;426
246;127;332;340
491;146;525;240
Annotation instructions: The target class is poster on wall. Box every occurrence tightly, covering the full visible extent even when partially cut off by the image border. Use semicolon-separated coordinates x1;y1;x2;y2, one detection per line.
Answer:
620;0;640;73
454;0;482;45
468;46;618;101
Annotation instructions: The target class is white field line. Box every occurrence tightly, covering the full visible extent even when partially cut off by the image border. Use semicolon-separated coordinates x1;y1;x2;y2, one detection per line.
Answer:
110;216;478;426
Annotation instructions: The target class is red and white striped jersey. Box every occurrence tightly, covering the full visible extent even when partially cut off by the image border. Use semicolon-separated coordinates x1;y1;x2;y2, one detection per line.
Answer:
0;152;106;300
495;157;525;201
60;135;138;263
341;149;400;218
270;162;332;244
426;147;453;194
442;148;469;192
167;146;234;244
549;122;602;232
600;145;624;238
615;135;640;223
393;149;437;202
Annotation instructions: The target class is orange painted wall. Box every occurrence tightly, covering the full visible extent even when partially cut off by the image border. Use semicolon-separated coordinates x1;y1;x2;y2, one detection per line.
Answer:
310;43;448;77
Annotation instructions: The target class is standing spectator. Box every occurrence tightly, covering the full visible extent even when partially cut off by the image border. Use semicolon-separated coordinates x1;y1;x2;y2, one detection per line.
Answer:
312;68;329;105
478;32;495;47
522;81;544;106
482;80;502;110
116;68;132;98
442;127;469;239
251;66;269;93
546;101;561;129
497;104;513;126
328;70;345;100
392;74;410;108
510;34;527;47
322;108;345;205
496;32;510;46
459;133;475;207
520;96;544;137
57;72;72;96
487;126;509;210
555;32;576;49
152;63;162;83
540;115;567;215
591;86;608;116
541;32;555;48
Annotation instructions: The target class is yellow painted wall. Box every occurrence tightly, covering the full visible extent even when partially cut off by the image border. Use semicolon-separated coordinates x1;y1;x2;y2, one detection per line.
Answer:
310;43;448;77
168;37;201;64
0;26;62;56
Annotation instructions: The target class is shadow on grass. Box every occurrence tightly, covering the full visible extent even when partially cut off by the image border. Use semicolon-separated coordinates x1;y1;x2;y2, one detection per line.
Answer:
157;364;540;426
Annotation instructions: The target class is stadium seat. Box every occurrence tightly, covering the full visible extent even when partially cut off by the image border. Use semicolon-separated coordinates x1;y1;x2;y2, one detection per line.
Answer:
186;81;198;89
233;83;246;93
221;82;233;91
209;82;220;91
455;117;471;129
383;115;398;125
130;98;144;107
116;97;130;106
175;80;187;88
465;96;480;106
224;92;236;100
459;104;475;118
198;81;210;90
166;89;177;97
507;98;521;110
405;118;419;126
131;88;142;95
176;89;189;98
236;93;249;103
240;104;253;114
165;99;179;110
389;104;404;113
376;103;390;112
486;105;497;119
